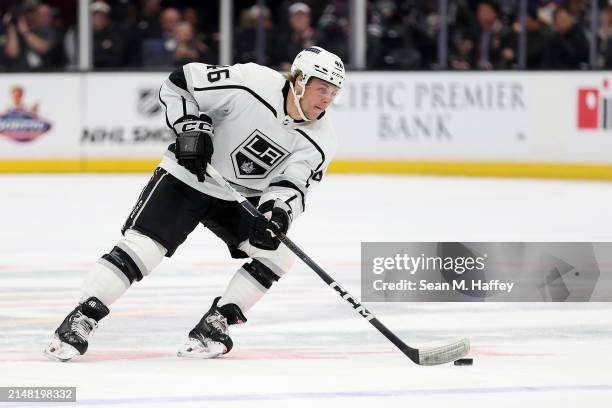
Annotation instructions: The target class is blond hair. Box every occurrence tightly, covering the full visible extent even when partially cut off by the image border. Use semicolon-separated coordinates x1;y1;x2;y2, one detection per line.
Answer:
284;69;302;85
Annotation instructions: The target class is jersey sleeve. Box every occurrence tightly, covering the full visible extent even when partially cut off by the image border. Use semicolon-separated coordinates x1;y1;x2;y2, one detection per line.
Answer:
158;63;248;133
259;128;337;221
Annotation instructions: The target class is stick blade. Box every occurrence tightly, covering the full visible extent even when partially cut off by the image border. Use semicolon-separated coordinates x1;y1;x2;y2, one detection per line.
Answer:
417;338;470;366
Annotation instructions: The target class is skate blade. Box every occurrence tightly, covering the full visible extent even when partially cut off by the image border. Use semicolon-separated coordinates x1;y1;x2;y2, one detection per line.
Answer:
177;338;227;359
43;337;80;362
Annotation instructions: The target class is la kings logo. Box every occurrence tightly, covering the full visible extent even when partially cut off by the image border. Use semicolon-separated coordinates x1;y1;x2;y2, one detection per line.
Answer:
231;130;289;179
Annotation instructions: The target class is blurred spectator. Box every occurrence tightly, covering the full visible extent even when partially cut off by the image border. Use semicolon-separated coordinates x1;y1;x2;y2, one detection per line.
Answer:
313;1;349;64
368;0;424;69
92;1;124;68
2;0;64;71
278;2;315;70
450;0;515;70
160;7;181;37
172;21;201;66
496;0;520;22
566;0;590;22
182;7;215;63
277;0;314;33
0;0;606;72
598;2;612;68
135;0;162;40
142;7;181;68
183;7;203;33
446;0;478;62
516;5;553;69
234;5;279;66
543;6;589;69
410;1;442;68
119;0;162;67
0;22;6;70
538;0;561;26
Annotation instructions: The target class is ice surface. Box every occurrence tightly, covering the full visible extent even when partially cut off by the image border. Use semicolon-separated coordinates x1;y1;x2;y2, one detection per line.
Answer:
1;174;611;407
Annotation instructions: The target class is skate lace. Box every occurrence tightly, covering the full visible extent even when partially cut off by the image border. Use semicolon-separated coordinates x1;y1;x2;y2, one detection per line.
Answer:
205;312;228;334
71;312;98;342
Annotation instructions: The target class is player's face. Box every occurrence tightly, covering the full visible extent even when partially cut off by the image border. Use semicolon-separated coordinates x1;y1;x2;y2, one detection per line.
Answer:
300;77;339;120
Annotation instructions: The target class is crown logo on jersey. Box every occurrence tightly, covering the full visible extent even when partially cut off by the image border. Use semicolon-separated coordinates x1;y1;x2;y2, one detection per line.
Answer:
240;161;256;174
231;130;290;179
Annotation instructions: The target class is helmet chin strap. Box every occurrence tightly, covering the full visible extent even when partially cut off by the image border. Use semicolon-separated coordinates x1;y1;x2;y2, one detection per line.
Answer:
289;81;311;122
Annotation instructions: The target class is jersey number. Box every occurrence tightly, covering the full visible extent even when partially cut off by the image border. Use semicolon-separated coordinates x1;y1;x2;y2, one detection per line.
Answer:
206;65;230;83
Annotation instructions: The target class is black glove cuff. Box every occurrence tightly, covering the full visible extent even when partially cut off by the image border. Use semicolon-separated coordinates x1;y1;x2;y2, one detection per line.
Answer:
176;133;202;155
173;115;213;135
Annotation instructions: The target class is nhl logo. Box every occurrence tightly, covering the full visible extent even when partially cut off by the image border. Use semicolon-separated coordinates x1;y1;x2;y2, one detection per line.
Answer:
231;130;289;179
137;89;161;117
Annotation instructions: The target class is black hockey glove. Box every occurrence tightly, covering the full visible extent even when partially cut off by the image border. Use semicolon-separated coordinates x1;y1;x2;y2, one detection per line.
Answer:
174;114;214;182
249;200;291;251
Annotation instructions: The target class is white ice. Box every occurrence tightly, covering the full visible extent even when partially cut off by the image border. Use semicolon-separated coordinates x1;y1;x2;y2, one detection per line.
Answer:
1;174;611;407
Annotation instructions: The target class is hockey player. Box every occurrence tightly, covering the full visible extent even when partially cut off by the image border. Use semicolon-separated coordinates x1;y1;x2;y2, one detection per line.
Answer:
44;46;346;361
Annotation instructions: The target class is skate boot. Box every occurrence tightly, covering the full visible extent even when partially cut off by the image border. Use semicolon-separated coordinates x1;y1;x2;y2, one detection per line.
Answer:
177;296;247;359
43;297;109;362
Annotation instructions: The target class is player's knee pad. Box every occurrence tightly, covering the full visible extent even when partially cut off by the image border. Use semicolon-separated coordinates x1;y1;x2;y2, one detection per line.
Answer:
101;230;166;284
252;243;296;280
241;259;282;290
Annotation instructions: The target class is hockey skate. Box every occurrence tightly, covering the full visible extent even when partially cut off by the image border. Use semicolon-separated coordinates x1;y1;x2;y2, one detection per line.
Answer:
43;297;109;362
177;296;246;359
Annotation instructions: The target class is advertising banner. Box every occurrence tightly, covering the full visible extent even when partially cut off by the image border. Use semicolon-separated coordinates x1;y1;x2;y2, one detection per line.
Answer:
331;72;612;164
0;75;80;158
330;72;534;161
564;73;612;163
2;71;612;176
81;73;172;159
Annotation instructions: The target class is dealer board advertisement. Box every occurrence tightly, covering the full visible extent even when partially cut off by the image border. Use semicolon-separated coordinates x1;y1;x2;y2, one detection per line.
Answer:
81;73;172;159
2;71;612;171
0;74;80;158
330;72;535;161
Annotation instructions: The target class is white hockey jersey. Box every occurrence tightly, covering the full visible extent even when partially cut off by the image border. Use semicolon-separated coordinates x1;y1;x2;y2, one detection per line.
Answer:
158;62;337;219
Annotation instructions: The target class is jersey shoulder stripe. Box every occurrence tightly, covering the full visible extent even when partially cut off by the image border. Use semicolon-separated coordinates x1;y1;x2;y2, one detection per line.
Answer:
157;88;173;131
193;84;277;117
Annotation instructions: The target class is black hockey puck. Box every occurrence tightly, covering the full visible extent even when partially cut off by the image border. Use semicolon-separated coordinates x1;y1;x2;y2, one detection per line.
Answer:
453;358;473;366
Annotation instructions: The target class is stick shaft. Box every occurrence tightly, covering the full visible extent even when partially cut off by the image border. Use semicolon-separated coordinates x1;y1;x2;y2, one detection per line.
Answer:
277;229;420;361
206;165;420;362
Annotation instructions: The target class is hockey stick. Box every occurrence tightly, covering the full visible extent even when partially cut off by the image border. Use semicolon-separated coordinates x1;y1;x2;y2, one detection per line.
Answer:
205;165;470;365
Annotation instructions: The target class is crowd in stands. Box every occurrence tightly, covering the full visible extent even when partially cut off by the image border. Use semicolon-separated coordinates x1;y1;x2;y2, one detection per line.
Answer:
1;0;611;71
